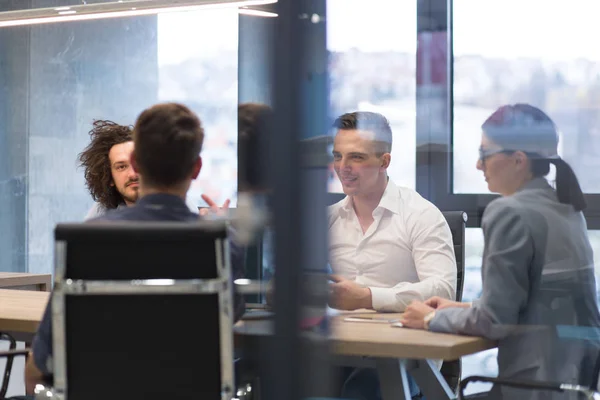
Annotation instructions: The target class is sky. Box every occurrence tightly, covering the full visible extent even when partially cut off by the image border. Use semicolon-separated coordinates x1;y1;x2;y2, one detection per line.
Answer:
157;0;600;65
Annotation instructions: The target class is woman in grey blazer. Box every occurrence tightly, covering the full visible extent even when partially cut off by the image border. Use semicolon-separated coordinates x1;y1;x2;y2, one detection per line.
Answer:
402;104;600;399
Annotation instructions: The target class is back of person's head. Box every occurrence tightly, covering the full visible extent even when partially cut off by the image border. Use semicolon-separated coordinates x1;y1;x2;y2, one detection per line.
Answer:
333;111;393;155
78;120;133;209
133;103;204;188
482;103;586;211
238;103;273;192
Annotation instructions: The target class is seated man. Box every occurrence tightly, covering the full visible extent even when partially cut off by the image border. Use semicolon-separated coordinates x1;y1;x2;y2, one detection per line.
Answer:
328;111;457;399
25;103;245;394
78;120;139;219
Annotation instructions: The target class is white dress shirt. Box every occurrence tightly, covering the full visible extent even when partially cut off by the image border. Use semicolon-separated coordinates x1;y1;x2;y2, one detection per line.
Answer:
328;179;457;312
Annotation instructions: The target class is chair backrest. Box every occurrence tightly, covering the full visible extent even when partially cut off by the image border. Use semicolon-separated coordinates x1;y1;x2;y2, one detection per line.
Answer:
441;211;467;302
51;222;234;400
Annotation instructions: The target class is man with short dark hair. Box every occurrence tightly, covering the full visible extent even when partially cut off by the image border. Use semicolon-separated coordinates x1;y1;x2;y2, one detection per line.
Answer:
96;102;205;221
25;103;245;394
328;111;456;399
78;120;139;219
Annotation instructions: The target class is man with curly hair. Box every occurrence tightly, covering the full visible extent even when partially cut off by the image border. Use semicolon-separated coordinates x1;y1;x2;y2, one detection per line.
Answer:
78;120;140;219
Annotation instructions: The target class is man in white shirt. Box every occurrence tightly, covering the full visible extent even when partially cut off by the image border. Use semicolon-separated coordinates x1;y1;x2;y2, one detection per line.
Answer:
328;111;457;313
329;111;457;399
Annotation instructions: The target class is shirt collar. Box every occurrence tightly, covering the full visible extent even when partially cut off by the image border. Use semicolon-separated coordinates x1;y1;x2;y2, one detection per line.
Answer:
339;179;400;217
519;177;553;192
136;193;190;210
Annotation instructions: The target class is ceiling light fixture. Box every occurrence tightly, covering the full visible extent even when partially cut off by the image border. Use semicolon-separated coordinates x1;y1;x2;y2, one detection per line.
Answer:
0;0;277;28
238;8;277;17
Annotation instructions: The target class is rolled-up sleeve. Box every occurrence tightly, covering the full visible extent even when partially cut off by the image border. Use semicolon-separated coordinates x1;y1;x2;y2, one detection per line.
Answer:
429;200;533;339
370;206;457;312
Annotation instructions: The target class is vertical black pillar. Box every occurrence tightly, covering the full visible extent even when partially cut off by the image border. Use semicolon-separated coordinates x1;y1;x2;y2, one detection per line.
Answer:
415;0;451;202
269;0;331;399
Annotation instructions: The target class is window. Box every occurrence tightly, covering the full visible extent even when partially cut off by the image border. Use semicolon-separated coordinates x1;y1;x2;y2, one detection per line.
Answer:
1;8;238;274
327;0;417;191
158;9;239;209
453;0;600;194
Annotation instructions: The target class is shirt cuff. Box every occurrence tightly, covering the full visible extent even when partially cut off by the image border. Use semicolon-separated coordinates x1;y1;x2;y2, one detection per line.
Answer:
369;286;397;311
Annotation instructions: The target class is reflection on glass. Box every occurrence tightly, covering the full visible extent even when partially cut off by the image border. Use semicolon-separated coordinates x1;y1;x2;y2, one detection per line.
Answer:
158;9;238;209
461;228;600;396
453;0;600;193
0;8;237;274
327;0;416;192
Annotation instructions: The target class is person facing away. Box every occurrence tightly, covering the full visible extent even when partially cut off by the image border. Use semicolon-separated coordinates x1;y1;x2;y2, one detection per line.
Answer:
327;111;457;400
77;120;139;220
402;104;600;400
25;103;246;394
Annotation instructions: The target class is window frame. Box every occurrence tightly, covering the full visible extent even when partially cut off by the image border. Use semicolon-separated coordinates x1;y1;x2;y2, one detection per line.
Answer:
416;0;600;228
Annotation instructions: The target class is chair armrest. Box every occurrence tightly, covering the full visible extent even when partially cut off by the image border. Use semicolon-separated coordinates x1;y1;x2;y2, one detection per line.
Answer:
234;279;267;294
0;349;30;359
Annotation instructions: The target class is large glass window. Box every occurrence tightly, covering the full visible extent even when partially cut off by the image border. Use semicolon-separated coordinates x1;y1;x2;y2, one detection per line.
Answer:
1;8;238;274
158;9;239;209
327;0;417;192
453;0;600;193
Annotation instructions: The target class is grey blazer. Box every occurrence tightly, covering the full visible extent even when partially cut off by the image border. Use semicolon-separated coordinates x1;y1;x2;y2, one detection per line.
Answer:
430;178;600;399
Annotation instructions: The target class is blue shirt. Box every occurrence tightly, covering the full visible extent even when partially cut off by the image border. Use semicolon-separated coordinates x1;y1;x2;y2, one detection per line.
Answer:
32;193;246;377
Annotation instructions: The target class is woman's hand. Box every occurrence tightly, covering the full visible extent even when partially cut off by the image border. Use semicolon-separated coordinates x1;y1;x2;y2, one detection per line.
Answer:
400;301;435;329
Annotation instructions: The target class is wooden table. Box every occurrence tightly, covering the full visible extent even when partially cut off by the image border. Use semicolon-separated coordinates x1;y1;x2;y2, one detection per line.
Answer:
236;311;497;400
0;272;52;292
236;311;494;360
0;289;50;342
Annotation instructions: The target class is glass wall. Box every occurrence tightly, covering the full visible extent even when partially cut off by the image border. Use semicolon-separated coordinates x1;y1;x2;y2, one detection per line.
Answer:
158;9;239;209
327;0;416;192
453;0;600;194
0;7;238;274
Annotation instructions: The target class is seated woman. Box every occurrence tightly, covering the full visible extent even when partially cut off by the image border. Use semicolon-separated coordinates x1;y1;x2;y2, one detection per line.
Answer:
402;104;600;400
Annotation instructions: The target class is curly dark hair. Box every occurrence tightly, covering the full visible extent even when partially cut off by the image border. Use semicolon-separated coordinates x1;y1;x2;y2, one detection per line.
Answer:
78;120;133;210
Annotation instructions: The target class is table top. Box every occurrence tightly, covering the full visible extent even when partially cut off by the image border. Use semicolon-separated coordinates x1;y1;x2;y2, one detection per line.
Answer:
0;289;49;333
0;272;52;290
235;311;496;361
0;292;496;361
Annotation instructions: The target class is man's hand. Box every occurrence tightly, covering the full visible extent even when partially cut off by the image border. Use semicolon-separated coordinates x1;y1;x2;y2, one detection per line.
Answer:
400;301;435;329
199;194;231;218
425;296;468;310
328;274;372;310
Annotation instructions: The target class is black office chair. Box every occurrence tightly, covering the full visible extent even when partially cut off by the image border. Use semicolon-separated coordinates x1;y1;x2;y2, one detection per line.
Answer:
37;222;239;400
439;211;467;394
0;340;30;400
442;211;467;303
458;279;600;400
459;343;600;400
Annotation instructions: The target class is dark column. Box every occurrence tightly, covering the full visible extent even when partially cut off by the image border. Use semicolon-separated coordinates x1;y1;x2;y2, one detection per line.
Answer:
268;0;331;399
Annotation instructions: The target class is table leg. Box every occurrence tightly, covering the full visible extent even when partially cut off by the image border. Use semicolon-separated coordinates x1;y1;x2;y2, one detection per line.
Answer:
406;359;457;400
376;358;413;400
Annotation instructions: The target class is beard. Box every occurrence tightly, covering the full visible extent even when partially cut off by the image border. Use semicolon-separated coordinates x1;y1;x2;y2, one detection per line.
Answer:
119;184;139;205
